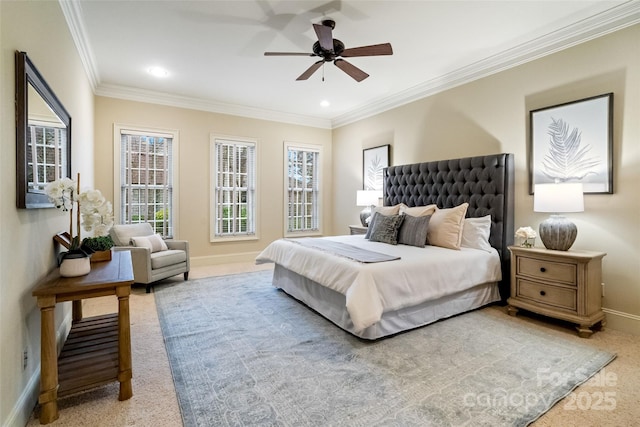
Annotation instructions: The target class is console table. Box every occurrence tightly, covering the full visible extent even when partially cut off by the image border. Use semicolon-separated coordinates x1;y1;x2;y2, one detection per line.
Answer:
32;251;134;424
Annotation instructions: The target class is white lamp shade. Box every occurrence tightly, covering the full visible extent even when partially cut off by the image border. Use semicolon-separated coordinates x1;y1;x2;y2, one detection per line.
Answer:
534;183;584;213
356;190;382;207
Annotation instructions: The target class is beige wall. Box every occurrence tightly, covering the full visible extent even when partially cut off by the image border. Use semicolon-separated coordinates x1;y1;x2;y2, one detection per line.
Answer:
332;24;640;335
0;1;95;426
94;97;332;264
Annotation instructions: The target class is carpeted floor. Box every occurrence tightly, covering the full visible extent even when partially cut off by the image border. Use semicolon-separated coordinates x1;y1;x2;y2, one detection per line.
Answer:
25;263;639;427
155;270;616;427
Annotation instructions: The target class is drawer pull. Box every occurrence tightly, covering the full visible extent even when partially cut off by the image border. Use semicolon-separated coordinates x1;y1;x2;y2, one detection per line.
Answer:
540;290;546;296
540;267;547;273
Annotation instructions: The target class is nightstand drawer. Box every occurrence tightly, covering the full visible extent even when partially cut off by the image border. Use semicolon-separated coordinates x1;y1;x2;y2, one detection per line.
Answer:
516;279;577;311
517;256;577;286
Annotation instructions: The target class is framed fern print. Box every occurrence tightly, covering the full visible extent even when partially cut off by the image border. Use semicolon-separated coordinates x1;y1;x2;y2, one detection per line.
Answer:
363;144;390;190
530;93;613;194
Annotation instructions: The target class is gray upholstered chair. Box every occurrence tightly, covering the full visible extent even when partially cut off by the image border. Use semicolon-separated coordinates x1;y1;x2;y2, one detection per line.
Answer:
109;223;190;293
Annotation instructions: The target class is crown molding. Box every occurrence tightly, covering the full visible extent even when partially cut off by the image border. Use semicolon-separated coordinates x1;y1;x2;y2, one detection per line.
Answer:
331;1;640;128
95;84;332;129
59;0;100;89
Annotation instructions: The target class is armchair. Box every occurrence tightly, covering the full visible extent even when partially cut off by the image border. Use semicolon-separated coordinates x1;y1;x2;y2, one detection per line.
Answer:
109;223;190;293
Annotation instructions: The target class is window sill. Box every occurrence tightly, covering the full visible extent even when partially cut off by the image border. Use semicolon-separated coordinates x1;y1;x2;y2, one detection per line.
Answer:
210;235;259;243
284;230;323;238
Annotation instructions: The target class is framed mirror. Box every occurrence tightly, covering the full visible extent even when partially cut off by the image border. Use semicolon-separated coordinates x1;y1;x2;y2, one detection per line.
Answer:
15;51;71;209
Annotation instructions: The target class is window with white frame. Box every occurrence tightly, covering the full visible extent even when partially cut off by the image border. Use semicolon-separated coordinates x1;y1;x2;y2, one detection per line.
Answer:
27;120;67;192
285;142;321;235
116;127;177;238
211;136;257;241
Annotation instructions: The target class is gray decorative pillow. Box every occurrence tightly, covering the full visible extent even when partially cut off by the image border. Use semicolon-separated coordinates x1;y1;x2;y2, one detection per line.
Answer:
369;214;405;245
398;214;431;247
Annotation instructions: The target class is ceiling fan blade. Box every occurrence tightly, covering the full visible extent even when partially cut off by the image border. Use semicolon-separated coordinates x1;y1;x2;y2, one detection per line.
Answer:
334;59;369;82
264;52;314;56
296;61;324;81
313;23;334;52
341;43;393;57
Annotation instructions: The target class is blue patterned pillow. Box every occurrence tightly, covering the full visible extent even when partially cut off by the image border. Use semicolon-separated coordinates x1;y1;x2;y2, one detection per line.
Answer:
368;214;405;245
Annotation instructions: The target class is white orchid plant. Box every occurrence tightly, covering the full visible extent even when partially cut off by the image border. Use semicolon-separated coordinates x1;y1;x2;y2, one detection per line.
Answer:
45;176;114;255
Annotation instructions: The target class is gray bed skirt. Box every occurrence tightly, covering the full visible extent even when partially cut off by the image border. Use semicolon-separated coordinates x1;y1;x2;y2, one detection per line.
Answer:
272;264;501;340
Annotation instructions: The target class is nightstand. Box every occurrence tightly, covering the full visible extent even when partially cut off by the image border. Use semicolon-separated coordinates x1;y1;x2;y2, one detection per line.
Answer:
507;246;606;338
349;225;367;235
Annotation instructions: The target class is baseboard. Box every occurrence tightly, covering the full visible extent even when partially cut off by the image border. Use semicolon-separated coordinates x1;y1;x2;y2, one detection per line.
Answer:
190;251;261;267
603;307;640;336
4;310;72;427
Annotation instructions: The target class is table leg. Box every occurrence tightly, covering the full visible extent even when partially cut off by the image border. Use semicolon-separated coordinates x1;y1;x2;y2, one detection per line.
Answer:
116;287;133;400
72;300;82;322
37;296;58;424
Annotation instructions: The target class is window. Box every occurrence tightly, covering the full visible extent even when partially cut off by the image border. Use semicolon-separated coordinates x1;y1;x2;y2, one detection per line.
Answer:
211;136;257;241
115;126;178;238
27;119;67;193
285;142;321;236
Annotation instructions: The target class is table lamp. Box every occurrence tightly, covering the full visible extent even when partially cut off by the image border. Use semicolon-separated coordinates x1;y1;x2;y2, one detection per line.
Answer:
356;190;382;226
534;182;584;251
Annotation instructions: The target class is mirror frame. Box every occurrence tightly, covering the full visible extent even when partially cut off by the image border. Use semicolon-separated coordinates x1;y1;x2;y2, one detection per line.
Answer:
15;51;72;209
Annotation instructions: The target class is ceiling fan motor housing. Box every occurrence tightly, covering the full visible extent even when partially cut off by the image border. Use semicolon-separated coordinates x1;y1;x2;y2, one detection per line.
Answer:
312;39;345;60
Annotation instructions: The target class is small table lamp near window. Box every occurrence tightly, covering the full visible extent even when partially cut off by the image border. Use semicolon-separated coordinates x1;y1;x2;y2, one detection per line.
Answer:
534;183;584;251
356;190;382;226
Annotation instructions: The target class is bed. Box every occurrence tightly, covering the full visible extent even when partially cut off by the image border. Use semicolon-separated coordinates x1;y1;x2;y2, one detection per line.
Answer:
256;153;514;339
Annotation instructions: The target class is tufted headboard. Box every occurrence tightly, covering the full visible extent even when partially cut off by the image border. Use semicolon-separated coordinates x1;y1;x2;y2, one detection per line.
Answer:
383;153;514;300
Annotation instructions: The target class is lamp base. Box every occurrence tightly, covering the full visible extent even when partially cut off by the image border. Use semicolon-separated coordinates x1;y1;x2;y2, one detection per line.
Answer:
359;207;372;227
539;215;577;251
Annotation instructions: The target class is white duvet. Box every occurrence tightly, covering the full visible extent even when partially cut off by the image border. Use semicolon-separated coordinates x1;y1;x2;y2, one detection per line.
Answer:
255;235;501;332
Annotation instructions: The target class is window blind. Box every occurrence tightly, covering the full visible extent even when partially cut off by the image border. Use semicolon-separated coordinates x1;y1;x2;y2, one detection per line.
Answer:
120;132;173;238
286;145;319;233
214;139;256;237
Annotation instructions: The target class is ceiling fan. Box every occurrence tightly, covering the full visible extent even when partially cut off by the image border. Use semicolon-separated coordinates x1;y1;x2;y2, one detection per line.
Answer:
264;19;393;82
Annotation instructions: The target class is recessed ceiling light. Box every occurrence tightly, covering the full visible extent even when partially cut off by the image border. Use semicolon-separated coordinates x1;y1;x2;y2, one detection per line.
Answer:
320;100;330;107
147;66;169;78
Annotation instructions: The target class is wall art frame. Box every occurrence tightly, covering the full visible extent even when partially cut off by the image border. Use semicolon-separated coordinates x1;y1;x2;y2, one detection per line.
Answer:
529;93;613;194
363;144;390;191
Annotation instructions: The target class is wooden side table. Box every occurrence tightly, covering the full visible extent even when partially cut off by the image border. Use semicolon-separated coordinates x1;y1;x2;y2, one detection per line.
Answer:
507;246;606;338
349;225;367;235
32;251;134;424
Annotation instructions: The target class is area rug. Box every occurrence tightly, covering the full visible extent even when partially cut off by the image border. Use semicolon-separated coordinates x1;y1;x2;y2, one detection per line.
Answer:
155;270;615;427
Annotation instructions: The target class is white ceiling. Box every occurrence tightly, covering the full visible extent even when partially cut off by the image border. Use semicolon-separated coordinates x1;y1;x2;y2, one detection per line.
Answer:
61;0;640;128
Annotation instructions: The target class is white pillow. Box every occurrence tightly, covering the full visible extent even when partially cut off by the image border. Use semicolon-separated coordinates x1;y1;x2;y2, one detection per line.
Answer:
131;234;168;253
427;203;469;250
461;215;494;253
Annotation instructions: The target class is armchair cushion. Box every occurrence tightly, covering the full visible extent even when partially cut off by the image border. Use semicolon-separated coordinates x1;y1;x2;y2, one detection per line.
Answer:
151;250;187;269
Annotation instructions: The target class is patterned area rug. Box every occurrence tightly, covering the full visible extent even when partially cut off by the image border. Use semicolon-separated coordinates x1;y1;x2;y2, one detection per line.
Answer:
155;270;615;427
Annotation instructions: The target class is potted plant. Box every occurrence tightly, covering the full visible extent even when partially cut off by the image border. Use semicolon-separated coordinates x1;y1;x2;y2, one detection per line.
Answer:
46;177;91;277
82;235;115;262
46;175;115;273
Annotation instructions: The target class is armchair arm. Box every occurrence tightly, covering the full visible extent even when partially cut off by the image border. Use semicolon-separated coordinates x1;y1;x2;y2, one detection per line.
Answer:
165;240;188;252
165;240;190;271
